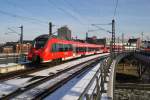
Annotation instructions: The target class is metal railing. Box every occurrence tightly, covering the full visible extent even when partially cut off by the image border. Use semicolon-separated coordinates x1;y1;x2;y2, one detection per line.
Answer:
78;52;134;100
78;57;114;100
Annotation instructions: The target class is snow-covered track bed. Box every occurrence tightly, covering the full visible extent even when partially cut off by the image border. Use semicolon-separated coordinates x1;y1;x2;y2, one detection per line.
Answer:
0;54;108;99
1;56;107;100
0;54;108;81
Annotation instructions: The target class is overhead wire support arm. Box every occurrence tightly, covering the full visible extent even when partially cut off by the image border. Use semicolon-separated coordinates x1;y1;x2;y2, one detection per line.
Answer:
91;24;112;34
7;27;20;35
91;23;112;26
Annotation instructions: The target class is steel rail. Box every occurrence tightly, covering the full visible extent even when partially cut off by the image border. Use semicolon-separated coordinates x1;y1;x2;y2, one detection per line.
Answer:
1;56;106;100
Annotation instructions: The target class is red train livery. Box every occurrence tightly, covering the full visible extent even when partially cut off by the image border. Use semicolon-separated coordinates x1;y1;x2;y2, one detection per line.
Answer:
28;34;108;63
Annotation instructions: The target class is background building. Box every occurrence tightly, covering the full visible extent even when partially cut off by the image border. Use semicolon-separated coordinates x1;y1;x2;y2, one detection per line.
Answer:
142;41;150;48
86;36;110;46
123;38;141;50
58;26;71;40
0;40;32;53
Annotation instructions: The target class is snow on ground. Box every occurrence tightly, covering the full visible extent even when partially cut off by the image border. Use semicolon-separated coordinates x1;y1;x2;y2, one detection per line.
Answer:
0;53;108;98
0;83;19;97
4;77;32;86
14;63;93;99
18;61;31;64
44;63;101;100
0;61;30;67
30;53;108;77
0;58;6;60
0;63;18;67
1;54;106;85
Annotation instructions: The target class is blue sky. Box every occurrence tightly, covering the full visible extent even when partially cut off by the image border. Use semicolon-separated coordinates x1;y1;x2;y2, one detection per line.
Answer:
0;0;150;43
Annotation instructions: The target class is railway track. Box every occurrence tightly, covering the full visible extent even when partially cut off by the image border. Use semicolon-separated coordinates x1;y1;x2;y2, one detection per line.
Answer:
0;54;108;99
0;55;107;100
0;53;108;81
0;63;50;81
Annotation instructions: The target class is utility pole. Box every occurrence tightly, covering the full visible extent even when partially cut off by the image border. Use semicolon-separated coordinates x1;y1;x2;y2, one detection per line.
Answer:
19;25;23;44
122;33;124;52
141;32;144;42
141;32;144;48
86;32;88;41
19;25;23;53
49;22;52;36
18;25;23;62
111;19;115;58
118;37;119;53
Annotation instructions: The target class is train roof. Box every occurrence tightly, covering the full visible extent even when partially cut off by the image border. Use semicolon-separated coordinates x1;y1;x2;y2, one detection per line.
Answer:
35;34;104;47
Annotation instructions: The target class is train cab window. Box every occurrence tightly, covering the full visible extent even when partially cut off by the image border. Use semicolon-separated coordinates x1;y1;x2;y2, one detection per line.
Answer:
33;38;48;49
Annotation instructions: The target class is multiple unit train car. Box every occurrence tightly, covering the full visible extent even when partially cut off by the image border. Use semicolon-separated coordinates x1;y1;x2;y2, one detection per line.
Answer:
28;34;109;63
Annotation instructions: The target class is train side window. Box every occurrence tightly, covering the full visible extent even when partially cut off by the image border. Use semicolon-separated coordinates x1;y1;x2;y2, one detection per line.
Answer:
80;47;83;52
84;47;86;52
69;44;73;51
72;45;76;52
59;44;64;52
52;44;56;52
76;47;79;52
79;47;81;52
64;44;68;51
52;43;62;52
56;44;60;52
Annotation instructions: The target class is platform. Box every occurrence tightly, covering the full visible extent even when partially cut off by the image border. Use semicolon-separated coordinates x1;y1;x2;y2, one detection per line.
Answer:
0;63;25;73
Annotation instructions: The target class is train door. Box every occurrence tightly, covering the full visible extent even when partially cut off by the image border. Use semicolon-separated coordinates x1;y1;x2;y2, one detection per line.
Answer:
72;44;76;57
51;43;60;59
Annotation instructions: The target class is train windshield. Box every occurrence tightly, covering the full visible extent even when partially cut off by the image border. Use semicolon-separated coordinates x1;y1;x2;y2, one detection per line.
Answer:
33;38;48;49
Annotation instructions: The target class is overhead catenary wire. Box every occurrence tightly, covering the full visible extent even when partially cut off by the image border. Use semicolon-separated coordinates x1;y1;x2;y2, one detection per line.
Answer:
7;27;20;35
4;0;48;24
6;0;86;27
62;0;90;24
113;0;121;40
62;0;95;33
62;0;80;15
5;0;30;13
47;0;85;25
64;0;111;30
0;9;48;26
113;0;119;19
91;23;112;26
91;24;112;33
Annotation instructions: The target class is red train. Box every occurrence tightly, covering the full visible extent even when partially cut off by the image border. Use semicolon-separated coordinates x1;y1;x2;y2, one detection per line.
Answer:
28;34;109;63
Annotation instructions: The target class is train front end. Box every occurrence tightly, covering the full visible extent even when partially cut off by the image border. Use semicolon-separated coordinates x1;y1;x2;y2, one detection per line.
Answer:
28;35;49;63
